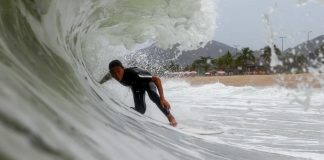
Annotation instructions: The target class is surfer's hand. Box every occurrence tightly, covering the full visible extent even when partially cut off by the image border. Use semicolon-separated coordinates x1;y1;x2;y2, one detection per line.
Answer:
160;98;171;110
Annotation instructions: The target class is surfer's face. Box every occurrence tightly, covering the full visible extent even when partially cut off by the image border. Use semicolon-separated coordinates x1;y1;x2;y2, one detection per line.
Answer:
110;66;124;81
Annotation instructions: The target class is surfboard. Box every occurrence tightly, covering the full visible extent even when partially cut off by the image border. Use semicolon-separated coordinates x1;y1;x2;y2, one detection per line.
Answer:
178;125;224;135
123;106;222;134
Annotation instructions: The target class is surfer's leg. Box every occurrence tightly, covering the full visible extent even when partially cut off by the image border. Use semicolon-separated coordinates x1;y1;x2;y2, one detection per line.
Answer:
146;82;170;116
131;88;146;114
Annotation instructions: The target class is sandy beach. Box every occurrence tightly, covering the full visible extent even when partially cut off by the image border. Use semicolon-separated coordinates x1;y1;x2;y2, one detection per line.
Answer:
180;73;323;88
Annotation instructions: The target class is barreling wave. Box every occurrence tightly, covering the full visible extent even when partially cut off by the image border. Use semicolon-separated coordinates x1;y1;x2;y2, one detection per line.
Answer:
0;0;318;160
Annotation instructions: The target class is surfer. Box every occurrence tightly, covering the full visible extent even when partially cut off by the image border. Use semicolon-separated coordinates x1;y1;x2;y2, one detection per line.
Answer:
99;60;177;127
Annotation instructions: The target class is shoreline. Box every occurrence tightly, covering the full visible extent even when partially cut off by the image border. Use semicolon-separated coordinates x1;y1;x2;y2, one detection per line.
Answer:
171;73;323;88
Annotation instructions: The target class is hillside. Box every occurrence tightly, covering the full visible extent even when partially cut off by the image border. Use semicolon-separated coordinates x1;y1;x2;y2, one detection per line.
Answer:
131;40;236;66
284;35;324;55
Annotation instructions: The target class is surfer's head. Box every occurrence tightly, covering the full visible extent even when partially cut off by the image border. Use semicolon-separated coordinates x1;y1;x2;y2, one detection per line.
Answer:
109;60;124;81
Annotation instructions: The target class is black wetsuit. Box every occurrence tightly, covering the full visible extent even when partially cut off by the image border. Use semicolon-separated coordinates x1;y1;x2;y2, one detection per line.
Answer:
120;67;170;116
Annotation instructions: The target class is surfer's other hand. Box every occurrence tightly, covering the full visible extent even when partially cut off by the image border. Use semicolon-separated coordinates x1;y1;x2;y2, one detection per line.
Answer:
160;98;171;110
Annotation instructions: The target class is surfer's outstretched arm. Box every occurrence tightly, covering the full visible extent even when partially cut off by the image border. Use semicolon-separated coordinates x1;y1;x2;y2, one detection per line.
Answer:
152;76;170;109
151;76;177;127
99;73;112;84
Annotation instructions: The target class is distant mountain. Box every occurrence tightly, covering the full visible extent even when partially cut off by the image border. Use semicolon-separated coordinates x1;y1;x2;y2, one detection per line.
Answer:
128;35;324;68
176;41;237;65
284;35;324;56
131;40;236;66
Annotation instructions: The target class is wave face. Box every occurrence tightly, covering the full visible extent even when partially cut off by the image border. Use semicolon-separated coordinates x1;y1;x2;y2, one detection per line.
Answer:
0;0;322;160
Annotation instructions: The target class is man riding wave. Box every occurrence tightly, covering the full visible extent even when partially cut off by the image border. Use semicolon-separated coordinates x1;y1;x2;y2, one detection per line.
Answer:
100;60;177;127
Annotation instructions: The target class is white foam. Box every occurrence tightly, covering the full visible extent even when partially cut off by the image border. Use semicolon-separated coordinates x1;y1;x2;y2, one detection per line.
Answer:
153;80;324;159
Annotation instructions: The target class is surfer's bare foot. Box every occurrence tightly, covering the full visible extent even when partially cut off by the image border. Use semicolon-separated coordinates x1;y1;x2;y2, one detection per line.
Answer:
167;113;177;127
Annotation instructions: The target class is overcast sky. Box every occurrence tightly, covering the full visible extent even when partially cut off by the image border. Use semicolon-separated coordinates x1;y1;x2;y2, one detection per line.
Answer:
214;0;324;50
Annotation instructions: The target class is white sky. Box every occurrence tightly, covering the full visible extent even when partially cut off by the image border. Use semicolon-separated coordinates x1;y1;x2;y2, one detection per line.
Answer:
214;0;324;50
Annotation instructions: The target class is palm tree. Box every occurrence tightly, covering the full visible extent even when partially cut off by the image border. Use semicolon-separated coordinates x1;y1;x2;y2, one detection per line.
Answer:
320;44;324;64
211;57;219;69
260;45;281;73
313;44;324;64
191;56;212;75
283;53;308;73
217;51;234;70
261;45;281;66
321;44;324;53
296;55;308;69
235;47;255;73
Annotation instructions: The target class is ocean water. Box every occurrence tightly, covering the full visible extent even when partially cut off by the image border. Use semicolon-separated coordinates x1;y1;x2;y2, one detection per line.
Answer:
0;0;323;160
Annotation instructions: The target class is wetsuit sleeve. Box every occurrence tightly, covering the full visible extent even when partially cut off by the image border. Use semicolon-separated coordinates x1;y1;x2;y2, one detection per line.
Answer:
99;73;112;84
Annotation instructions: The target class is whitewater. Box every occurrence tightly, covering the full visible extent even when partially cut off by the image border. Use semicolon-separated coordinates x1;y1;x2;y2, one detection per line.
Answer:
0;0;323;160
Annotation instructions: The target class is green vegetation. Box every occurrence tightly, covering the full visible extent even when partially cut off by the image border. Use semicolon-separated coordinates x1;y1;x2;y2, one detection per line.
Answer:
235;47;256;73
163;44;324;75
164;61;181;72
311;44;324;68
260;45;281;72
215;51;234;70
191;56;212;74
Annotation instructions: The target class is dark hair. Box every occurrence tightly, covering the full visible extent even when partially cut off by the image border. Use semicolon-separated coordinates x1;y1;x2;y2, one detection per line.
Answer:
109;60;124;71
